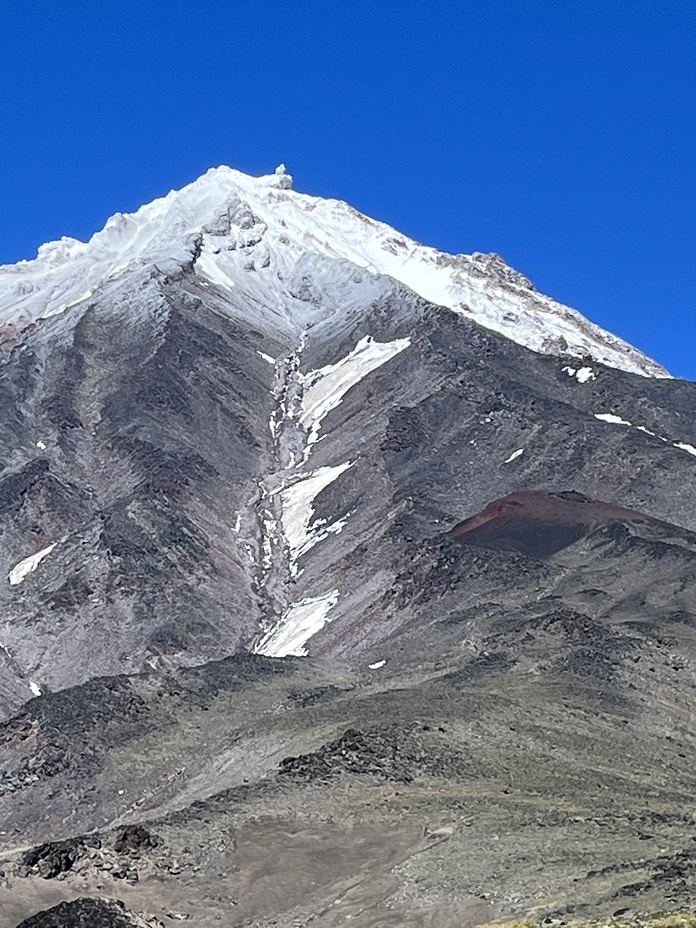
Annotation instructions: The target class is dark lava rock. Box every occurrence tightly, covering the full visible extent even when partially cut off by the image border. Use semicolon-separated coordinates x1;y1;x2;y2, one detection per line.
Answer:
114;824;158;855
15;897;141;927
19;838;85;879
278;724;467;784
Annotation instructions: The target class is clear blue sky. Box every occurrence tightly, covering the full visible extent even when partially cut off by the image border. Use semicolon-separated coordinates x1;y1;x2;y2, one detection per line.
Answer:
2;1;694;377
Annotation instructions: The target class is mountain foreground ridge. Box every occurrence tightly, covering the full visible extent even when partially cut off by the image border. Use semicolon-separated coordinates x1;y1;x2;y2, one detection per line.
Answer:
1;166;696;928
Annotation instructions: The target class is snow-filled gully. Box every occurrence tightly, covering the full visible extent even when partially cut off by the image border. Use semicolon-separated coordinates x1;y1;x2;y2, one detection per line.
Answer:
250;332;410;657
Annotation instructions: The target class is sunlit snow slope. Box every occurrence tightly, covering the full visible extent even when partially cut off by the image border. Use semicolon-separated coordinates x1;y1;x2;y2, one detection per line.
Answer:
0;165;667;376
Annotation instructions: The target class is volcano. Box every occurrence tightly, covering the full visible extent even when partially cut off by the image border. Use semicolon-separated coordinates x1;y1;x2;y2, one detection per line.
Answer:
2;168;696;927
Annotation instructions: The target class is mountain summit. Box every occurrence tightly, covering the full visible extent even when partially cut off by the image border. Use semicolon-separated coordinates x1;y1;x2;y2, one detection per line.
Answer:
1;166;667;376
1;168;696;927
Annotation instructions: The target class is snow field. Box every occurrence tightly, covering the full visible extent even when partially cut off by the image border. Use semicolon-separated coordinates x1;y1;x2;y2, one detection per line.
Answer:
254;590;339;657
1;165;667;378
299;335;410;458
278;462;354;570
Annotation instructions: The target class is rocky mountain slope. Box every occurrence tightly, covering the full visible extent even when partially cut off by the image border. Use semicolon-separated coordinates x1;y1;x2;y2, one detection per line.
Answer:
1;167;695;927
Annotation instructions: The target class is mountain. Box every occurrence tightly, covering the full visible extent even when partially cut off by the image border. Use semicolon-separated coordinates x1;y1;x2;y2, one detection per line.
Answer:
1;167;696;928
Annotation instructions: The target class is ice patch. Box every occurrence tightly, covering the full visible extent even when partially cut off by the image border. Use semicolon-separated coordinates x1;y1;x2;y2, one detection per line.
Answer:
368;659;386;670
29;681;41;697
575;367;596;383
254;589;339;657
594;413;632;426
299;335;410;457
259;505;281;585
195;247;238;292
563;365;596;383
279;462;354;561
8;542;58;586
503;448;524;464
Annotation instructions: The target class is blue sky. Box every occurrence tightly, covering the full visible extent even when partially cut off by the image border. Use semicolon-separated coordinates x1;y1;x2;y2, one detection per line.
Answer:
2;1;694;377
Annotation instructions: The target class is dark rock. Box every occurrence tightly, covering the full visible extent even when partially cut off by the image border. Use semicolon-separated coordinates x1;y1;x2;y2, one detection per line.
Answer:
114;824;158;855
20;838;85;879
15;897;143;928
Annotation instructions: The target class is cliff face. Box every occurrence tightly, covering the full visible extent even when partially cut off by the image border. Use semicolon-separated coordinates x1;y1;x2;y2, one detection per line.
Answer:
2;168;696;927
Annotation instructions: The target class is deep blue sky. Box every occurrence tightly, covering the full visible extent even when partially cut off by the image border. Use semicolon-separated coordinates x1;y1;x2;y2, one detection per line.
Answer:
2;1;694;377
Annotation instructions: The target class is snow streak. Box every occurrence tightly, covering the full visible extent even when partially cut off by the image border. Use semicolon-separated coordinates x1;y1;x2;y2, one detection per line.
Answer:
8;543;58;586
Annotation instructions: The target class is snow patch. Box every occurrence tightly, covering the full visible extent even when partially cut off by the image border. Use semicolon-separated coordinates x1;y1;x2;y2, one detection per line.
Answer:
55;288;93;316
29;681;41;697
368;660;386;670
576;366;596;383
278;462;354;564
594;414;696;461
254;589;339;657
503;448;524;464
8;542;58;586
261;512;277;579
196;247;238;292
594;413;632;426
257;350;276;365
300;335;410;458
562;365;596;383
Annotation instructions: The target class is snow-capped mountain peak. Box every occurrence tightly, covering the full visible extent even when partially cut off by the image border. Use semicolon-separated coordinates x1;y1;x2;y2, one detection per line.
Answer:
0;165;667;376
